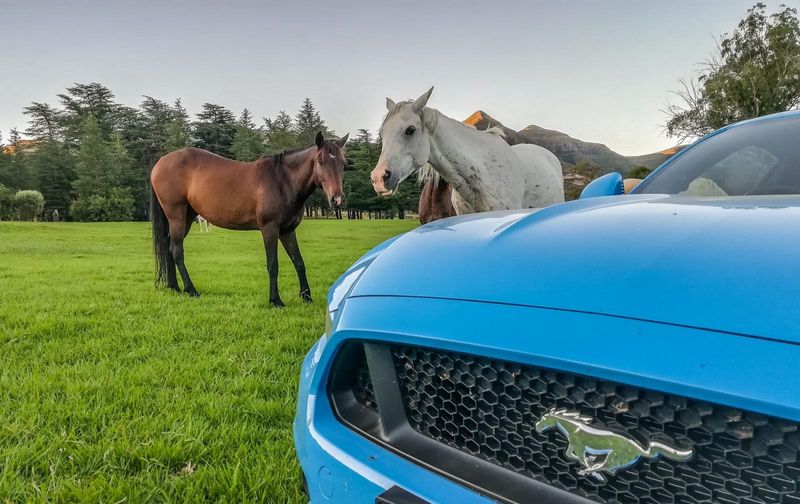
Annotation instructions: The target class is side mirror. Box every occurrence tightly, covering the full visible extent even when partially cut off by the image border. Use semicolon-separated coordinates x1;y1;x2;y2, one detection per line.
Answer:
580;172;624;199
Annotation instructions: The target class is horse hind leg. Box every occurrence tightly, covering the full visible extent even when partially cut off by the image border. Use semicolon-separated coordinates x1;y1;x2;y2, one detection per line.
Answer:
167;205;200;297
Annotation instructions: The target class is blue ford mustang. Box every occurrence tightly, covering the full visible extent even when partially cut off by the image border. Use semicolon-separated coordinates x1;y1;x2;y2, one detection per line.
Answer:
294;111;800;504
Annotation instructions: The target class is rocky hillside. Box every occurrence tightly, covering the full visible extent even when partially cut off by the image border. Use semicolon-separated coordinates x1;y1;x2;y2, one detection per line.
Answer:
463;110;683;174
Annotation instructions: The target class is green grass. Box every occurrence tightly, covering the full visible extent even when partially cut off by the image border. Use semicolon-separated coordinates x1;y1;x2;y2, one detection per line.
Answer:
0;219;416;502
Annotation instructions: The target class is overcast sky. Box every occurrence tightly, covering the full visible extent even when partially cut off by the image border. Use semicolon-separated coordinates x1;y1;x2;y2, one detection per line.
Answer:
2;0;797;155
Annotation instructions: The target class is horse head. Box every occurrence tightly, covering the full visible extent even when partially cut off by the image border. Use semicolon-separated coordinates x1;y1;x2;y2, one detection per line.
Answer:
313;131;349;209
371;87;435;196
535;407;593;433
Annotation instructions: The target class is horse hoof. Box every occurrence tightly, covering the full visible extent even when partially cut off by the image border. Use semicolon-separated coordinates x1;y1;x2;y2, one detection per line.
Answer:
300;290;313;303
270;298;286;308
186;289;200;298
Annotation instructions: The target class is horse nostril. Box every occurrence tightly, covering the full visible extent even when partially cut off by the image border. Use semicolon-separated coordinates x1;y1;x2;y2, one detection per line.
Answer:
382;170;392;182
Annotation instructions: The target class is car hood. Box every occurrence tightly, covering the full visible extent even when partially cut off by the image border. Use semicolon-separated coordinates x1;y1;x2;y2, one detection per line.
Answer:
351;195;800;343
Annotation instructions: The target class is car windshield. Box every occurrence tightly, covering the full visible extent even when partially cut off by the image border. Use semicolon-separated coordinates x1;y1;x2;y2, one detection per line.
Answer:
635;116;800;196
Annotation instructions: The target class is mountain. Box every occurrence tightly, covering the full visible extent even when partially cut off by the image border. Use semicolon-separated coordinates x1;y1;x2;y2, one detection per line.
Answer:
463;110;683;175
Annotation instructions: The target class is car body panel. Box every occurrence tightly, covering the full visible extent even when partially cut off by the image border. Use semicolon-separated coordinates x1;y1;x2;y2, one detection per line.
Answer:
350;195;800;343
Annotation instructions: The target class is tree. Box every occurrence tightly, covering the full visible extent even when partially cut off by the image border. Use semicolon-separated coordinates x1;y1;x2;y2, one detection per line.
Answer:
72;115;114;198
23;102;62;141
13;190;44;221
58;83;119;144
111;133;145;217
0;184;14;220
29;141;75;217
231;109;265;161
264;111;299;153
665;3;800;140
165;99;192;151
294;98;331;146
2;128;34;190
70;115;134;221
193;103;237;157
628;166;652;179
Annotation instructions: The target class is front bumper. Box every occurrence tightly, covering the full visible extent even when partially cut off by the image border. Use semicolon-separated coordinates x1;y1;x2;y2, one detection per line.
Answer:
294;295;800;503
294;335;491;504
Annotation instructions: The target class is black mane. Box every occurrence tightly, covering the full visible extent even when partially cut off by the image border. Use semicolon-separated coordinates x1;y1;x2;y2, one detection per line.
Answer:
263;139;341;167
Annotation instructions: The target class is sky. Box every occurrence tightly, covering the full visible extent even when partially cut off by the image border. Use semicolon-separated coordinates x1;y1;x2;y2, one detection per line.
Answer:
2;0;797;155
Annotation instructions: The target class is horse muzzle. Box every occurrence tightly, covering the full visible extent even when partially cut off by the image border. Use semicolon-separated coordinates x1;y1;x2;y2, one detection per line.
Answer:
330;194;345;209
370;162;399;196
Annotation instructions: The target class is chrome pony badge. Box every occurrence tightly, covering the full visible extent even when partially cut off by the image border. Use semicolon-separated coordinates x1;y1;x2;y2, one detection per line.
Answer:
535;408;693;482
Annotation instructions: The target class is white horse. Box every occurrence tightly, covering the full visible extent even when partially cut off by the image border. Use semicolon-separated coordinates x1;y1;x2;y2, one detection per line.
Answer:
370;87;564;214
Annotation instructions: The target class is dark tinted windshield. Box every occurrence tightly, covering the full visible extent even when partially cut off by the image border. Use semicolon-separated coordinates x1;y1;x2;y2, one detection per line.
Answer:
636;116;800;196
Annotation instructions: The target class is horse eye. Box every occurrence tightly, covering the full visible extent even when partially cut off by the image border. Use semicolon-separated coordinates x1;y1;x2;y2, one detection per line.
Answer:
405;126;416;136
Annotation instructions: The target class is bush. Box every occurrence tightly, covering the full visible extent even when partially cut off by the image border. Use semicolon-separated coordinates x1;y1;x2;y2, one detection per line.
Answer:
70;188;134;222
0;184;14;220
13;190;45;221
628;166;652;179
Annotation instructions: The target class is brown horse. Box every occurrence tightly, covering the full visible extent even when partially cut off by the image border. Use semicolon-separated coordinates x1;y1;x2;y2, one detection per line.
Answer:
418;170;456;224
150;131;348;307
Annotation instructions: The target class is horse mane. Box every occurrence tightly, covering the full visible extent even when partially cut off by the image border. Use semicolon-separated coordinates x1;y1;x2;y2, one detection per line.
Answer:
385;101;506;141
548;408;593;424
418;164;440;185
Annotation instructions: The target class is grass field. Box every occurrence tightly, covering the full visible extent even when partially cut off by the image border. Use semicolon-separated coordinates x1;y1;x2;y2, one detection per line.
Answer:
0;219;417;503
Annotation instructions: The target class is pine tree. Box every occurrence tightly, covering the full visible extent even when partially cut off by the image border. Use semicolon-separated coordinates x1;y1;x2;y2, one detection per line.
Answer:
4;128;33;190
70;115;134;221
72;115;113;198
58;83;118;144
23;102;62;141
264;111;299;153
231;109;265;161
165;99;191;151
294;98;331;146
193;103;237;157
29;141;75;217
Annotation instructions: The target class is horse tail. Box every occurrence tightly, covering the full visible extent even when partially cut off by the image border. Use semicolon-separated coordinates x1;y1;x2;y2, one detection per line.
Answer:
150;185;175;288
646;441;693;462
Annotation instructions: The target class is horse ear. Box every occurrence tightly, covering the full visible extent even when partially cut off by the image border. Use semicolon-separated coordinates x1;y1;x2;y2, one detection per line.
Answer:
315;131;325;148
337;133;349;147
412;86;434;111
386;97;396;110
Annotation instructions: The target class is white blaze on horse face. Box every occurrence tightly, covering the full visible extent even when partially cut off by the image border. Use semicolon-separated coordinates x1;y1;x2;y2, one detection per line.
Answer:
372;104;431;196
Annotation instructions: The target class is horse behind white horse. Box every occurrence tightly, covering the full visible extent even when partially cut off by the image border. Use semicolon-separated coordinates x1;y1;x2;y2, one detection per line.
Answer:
196;215;210;232
371;87;564;214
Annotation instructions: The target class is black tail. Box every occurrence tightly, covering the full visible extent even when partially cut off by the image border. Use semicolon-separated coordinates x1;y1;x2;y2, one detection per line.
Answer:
150;186;176;288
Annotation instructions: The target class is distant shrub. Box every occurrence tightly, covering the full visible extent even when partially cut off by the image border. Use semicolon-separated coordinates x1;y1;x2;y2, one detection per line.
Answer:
70;188;134;222
0;184;14;220
628;166;653;179
13;190;45;221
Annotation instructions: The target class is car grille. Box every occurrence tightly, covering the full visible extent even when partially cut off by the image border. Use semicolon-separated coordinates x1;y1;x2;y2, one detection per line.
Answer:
329;341;800;504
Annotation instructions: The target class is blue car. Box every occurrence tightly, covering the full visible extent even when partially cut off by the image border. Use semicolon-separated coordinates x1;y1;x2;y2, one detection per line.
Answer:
294;111;800;504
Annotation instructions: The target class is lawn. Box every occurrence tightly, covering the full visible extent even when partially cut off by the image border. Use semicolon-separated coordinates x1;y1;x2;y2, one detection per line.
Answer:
0;219;417;503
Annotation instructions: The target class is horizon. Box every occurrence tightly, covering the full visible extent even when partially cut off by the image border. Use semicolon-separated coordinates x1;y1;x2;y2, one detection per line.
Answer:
3;0;797;156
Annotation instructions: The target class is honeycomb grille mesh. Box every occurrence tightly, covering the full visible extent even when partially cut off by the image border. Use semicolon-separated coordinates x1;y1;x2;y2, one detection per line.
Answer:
353;357;377;411
377;345;800;504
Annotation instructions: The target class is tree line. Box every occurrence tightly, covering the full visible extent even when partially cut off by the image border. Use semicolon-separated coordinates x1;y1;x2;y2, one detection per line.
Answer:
2;3;797;221
0;84;419;221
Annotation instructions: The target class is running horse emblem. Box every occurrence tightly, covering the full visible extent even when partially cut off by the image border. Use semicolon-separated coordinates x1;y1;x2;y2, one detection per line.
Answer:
535;408;693;482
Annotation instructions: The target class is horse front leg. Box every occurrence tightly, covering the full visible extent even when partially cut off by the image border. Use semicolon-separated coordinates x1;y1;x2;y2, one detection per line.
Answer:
260;223;284;307
279;230;312;303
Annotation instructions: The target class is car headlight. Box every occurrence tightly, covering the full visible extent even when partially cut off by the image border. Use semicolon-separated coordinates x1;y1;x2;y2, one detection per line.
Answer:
324;265;367;337
325;304;335;337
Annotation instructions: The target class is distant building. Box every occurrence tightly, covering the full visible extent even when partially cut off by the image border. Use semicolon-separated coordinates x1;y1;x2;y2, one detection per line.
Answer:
563;173;589;186
2;140;39;155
